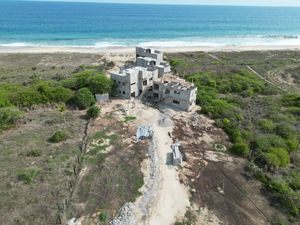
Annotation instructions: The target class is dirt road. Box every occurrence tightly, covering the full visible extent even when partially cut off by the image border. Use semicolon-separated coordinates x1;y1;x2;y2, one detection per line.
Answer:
130;101;190;225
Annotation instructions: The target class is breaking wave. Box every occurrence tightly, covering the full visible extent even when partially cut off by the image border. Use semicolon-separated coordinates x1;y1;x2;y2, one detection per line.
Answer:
1;35;300;48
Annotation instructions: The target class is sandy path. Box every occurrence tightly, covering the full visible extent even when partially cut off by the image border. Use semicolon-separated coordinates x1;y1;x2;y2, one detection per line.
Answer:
128;101;189;225
148;123;190;225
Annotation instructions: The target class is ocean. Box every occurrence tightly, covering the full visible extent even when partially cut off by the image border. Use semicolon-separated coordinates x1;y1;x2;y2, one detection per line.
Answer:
0;1;300;48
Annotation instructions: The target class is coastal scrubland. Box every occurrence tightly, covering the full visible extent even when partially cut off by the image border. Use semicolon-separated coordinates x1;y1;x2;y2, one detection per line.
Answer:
168;50;300;224
1;51;300;225
0;53;146;225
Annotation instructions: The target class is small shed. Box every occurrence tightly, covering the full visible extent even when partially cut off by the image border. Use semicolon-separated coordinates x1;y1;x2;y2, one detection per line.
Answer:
136;125;154;142
171;142;183;166
95;93;109;103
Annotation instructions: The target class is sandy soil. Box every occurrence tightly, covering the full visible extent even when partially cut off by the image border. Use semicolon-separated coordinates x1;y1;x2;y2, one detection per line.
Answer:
123;100;190;225
1;45;300;54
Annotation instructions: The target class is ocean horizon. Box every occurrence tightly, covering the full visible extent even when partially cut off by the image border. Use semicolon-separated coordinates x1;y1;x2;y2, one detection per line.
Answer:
1;1;300;48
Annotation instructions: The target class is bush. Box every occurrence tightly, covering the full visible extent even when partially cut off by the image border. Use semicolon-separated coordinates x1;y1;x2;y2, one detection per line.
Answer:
26;149;42;157
253;135;287;152
17;168;39;184
265;148;290;168
99;212;108;222
276;122;297;139
258;119;275;133
88;75;113;95
61;70;94;90
282;94;300;107
9;87;46;107
286;135;299;152
0;106;22;130
49;131;68;143
87;105;101;119
36;82;73;103
268;180;300;217
72;88;95;109
230;142;249;157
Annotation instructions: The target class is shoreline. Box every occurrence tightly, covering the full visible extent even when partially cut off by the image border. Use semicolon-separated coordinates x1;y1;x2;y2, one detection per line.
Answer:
0;45;300;54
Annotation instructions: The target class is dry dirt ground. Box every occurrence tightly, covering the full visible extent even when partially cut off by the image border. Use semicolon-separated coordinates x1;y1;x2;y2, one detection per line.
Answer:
171;111;287;225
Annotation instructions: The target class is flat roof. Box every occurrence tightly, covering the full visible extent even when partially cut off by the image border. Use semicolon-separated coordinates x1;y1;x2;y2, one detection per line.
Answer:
154;74;196;90
111;66;158;77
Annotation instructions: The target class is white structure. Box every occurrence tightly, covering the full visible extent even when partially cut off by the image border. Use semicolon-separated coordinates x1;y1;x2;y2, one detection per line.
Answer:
171;142;183;166
153;74;197;111
110;47;197;111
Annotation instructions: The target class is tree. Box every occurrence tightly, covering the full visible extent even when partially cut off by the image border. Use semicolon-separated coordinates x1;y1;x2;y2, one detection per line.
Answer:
88;75;113;95
72;88;95;110
87;105;101;119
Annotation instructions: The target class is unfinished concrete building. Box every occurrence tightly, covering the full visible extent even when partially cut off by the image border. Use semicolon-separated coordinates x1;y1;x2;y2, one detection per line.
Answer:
152;74;197;111
110;47;197;111
110;47;170;99
110;66;158;98
135;47;171;77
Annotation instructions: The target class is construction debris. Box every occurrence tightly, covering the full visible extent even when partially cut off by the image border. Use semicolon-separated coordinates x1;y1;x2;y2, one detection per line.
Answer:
171;142;184;166
66;218;81;225
110;203;136;225
136;125;154;142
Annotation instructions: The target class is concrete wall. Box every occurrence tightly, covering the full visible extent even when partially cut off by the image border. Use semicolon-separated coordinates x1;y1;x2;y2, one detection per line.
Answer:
136;47;163;62
110;67;158;99
153;82;197;111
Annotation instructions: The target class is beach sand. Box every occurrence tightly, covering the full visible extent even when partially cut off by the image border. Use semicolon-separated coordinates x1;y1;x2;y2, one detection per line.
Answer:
0;45;300;54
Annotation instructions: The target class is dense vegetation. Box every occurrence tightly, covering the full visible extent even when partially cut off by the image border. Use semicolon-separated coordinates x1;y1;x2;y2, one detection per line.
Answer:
171;60;300;221
87;105;101;119
0;70;113;132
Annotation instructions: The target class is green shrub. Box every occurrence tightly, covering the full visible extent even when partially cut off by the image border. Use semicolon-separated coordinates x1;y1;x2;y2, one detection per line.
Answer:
99;212;108;222
35;82;73;103
268;180;300;217
266;148;290;168
276;122;297;139
49;130;68;143
61;70;94;90
9;87;46;107
282;94;300;107
0;94;12;107
258;119;276;133
88;75;113;95
0;106;22;130
26;149;42;157
17;168;39;184
253;135;287;151
230;142;249;157
286;135;299;152
72;88;95;109
87;105;101;119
